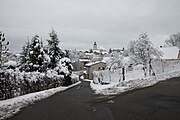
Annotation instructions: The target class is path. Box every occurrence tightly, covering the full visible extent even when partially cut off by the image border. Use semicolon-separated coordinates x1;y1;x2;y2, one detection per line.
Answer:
7;77;180;120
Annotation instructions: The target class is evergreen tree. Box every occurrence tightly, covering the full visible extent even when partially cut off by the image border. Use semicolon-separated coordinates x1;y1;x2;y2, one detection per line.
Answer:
0;31;9;70
47;29;62;69
26;35;45;72
0;31;9;100
19;40;30;71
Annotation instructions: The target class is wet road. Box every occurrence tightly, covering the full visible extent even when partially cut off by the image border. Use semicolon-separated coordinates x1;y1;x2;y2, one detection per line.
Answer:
7;77;180;120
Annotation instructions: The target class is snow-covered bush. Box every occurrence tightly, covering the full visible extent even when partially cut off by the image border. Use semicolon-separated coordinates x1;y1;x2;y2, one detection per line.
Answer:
0;30;79;100
54;57;74;86
0;69;65;100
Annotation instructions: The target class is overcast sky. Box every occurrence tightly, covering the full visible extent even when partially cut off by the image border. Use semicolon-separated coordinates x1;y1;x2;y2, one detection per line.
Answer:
1;0;180;52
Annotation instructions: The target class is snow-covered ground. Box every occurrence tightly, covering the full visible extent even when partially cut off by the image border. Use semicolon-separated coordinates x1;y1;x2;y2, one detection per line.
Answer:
0;81;81;120
91;60;180;95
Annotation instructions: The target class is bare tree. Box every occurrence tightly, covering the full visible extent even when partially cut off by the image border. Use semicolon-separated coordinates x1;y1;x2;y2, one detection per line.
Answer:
165;32;180;48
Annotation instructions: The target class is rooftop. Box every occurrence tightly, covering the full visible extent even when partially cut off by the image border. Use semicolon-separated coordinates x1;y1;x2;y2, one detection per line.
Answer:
85;61;106;67
160;46;179;59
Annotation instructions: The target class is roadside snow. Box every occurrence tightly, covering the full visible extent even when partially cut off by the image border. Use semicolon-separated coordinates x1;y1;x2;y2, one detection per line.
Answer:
0;81;81;120
91;70;180;95
91;60;180;95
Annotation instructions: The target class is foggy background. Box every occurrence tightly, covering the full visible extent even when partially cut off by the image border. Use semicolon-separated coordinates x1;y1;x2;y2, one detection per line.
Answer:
1;0;180;52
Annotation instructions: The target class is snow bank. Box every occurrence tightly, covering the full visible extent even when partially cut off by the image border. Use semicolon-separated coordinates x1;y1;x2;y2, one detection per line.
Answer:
0;81;81;120
91;60;180;95
91;70;180;95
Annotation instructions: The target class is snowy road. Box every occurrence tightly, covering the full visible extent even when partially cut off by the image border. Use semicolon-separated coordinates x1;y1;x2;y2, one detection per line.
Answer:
6;78;180;120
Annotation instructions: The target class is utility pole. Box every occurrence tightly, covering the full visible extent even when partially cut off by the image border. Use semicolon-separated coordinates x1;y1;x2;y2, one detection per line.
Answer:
122;66;125;81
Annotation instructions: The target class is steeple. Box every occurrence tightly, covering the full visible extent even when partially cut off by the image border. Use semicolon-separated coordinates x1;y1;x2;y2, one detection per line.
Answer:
93;42;98;50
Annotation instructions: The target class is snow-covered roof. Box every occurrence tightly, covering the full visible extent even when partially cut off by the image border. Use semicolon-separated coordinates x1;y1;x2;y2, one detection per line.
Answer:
102;57;111;63
93;50;101;53
4;60;17;66
79;59;90;62
160;46;180;59
85;53;93;56
85;61;106;67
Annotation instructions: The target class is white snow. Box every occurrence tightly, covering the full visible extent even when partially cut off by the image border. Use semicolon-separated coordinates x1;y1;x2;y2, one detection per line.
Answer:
0;81;81;120
60;57;71;63
4;61;17;67
60;67;70;75
85;61;106;67
79;59;90;62
102;57;111;63
91;60;180;95
29;51;33;54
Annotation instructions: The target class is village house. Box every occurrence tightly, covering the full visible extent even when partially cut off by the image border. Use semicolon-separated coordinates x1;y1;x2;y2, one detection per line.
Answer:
85;61;106;80
160;46;180;60
72;59;90;71
110;48;124;54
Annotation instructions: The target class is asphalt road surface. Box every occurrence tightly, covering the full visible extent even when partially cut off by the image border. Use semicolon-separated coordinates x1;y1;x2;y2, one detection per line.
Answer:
7;77;180;120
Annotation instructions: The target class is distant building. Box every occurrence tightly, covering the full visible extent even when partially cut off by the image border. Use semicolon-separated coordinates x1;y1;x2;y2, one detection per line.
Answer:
111;48;124;54
85;61;106;80
72;59;90;71
92;42;107;54
93;42;98;51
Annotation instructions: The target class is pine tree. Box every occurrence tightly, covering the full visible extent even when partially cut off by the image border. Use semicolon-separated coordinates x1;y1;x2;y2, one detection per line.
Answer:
0;31;9;100
19;40;30;71
0;31;9;70
47;29;62;69
26;35;45;72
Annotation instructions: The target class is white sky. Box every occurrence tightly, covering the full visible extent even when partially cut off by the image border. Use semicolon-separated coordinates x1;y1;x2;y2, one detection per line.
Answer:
1;0;180;52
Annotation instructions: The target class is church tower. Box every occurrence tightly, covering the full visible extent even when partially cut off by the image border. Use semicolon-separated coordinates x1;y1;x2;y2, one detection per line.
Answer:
93;42;98;50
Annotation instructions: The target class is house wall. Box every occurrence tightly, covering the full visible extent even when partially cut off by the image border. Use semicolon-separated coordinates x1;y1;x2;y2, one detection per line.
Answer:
72;60;90;71
86;62;106;80
72;62;84;71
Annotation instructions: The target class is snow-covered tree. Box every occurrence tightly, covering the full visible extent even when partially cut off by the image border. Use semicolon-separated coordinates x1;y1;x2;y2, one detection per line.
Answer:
128;33;163;76
21;35;45;72
0;31;10;100
19;40;30;70
47;29;62;69
55;57;73;75
68;50;85;62
165;32;180;48
0;31;9;70
55;57;73;86
108;52;123;70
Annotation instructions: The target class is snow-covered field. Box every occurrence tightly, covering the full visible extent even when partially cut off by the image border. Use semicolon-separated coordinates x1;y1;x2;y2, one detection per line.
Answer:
91;60;180;95
0;81;81;120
